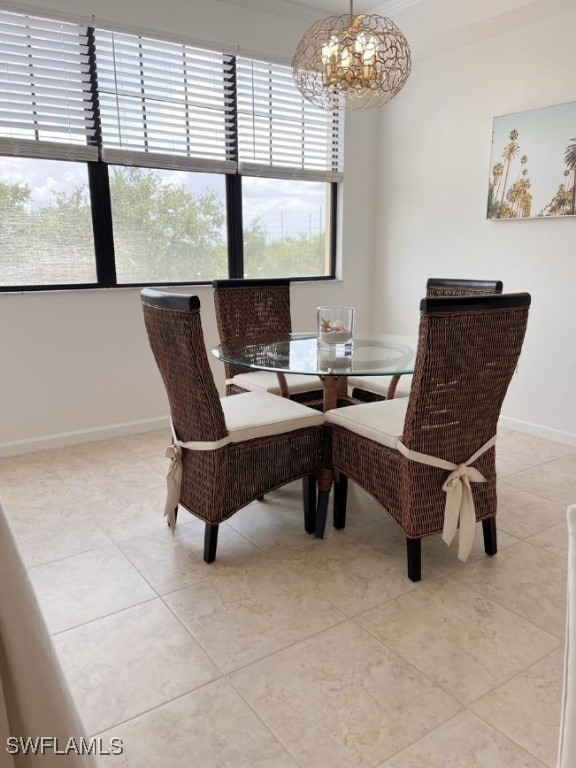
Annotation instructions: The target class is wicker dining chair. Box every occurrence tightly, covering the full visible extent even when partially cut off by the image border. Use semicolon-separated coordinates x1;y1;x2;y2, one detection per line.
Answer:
141;289;325;562
350;277;504;403
322;292;531;581
213;278;324;408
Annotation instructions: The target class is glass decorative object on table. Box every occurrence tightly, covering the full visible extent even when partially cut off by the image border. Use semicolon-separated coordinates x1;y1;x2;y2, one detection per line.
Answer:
317;306;354;352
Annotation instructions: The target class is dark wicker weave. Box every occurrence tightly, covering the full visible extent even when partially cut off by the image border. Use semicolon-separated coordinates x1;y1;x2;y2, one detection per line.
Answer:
141;289;324;562
351;277;504;403
326;292;531;581
213;278;324;407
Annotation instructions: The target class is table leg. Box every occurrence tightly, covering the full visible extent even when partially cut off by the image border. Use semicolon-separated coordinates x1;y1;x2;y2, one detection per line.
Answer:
386;374;401;399
275;372;289;397
313;375;347;537
320;375;348;411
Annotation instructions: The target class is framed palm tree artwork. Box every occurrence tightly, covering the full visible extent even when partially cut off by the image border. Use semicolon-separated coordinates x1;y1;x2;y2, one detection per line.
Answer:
487;100;576;219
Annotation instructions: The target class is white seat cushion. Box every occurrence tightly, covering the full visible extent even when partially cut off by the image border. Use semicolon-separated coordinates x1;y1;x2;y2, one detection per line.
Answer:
326;397;408;449
232;371;322;395
0;501;96;767
558;504;576;768
348;374;412;399
222;391;324;443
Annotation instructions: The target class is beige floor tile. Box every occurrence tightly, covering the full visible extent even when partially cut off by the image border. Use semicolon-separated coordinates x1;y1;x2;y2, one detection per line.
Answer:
2;427;571;767
226;490;320;550
97;679;299;767
0;453;55;481
356;577;560;706
0;474;85;513
457;541;567;638
111;428;171;459
471;648;564;768
29;545;156;633
275;528;419;615
379;710;546;767
496;484;566;539
496;429;575;478
63;470;166;507
12;517;111;567
527;522;569;557
120;521;262;595
322;515;518;594
230;621;461;768
502;454;576;507
165;558;345;672
86;494;177;543
53;599;220;734
6;496;94;535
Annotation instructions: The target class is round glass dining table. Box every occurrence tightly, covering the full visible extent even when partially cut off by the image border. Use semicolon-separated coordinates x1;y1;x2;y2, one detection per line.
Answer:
212;332;417;411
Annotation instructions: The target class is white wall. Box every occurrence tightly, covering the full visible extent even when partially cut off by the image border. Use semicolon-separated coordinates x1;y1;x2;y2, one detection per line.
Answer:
0;0;378;455
373;7;576;444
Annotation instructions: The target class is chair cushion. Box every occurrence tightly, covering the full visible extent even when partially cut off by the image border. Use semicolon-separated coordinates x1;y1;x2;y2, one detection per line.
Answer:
558;504;576;768
348;374;412;399
222;391;324;443
326;397;408;449
232;371;322;395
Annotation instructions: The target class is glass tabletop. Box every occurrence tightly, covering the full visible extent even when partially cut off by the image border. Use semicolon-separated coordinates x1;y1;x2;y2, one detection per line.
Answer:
212;332;417;376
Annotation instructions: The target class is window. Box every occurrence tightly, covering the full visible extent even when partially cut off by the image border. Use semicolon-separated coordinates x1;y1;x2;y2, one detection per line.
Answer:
0;10;343;290
243;177;331;278
0;157;95;286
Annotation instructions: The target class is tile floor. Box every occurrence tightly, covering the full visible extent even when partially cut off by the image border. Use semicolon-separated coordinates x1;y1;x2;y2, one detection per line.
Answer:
0;426;573;767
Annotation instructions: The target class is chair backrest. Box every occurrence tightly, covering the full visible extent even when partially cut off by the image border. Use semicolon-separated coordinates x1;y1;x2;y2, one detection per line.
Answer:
213;278;292;379
141;289;227;443
403;292;531;465
426;278;503;297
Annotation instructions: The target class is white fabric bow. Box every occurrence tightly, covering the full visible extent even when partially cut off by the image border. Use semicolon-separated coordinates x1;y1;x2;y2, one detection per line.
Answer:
163;421;231;532
397;435;497;561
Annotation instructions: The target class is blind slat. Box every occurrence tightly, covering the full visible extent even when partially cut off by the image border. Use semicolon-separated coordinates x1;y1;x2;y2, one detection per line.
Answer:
236;57;342;178
95;28;235;165
0;12;343;181
0;10;93;150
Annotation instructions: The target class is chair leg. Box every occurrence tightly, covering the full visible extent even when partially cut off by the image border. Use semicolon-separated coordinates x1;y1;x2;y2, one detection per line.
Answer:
406;538;421;582
482;517;498;556
167;507;178;528
303;475;317;534
315;491;330;538
314;469;333;539
333;471;348;530
204;523;219;563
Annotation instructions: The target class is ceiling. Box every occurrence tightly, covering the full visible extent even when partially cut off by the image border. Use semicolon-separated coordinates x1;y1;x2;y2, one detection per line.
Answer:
217;0;575;60
214;0;420;24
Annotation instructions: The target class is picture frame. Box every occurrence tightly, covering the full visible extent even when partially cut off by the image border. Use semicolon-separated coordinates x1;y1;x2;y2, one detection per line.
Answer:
487;100;576;219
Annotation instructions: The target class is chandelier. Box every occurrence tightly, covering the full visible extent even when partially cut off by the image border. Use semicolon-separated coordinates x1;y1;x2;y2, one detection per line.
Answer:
292;1;411;110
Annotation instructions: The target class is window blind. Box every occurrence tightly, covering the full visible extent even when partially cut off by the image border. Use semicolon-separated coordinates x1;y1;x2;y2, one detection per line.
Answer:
0;10;96;160
236;57;343;182
95;29;237;173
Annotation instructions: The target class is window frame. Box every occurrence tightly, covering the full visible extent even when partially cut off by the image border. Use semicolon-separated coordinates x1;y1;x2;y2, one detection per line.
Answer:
0;17;340;292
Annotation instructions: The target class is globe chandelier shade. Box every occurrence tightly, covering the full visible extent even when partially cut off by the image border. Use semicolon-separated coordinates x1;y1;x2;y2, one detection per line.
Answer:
292;1;411;110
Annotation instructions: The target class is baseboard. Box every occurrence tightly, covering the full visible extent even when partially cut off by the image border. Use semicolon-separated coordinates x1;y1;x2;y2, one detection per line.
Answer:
0;416;170;458
499;415;576;447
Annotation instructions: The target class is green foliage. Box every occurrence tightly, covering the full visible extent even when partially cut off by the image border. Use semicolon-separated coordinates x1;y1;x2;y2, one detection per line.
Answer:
0;165;328;285
244;225;326;278
0;179;30;210
540;136;576;216
108;167;228;281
